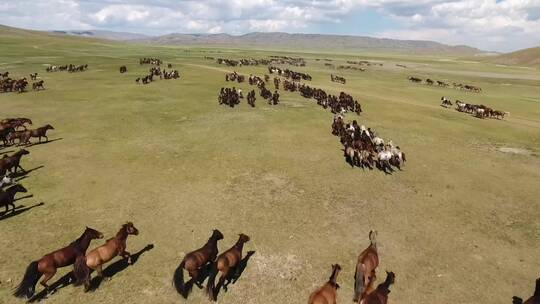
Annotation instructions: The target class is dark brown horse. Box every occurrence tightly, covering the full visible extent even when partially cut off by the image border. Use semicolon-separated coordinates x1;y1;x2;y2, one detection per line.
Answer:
513;278;540;304
13;227;104;298
0;149;30;176
207;233;250;301
21;124;54;144
354;231;379;302
308;264;342;304
173;229;224;298
74;222;139;291
0;184;28;214
360;271;395;304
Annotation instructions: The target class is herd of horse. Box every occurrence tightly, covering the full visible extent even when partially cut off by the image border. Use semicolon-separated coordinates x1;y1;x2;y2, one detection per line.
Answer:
268;66;312;81
139;57;162;65
409;76;482;92
333;117;406;174
441;97;509;119
217;56;306;67
135;66;180;85
46;64;88;73
331;74;347;84
309;231;395;304
0;72;45;93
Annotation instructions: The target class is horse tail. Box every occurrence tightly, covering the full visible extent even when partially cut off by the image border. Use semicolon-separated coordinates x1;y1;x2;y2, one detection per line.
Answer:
353;267;365;302
73;255;90;286
402;152;406;163
13;261;41;298
206;262;219;300
172;260;190;298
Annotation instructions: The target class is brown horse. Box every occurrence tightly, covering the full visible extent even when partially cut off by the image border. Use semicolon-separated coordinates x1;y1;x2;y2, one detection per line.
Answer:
74;222;139;291
13;227;104;298
360;271;395;304
21;124;54;144
513;278;540;304
354;231;379;302
308;264;342;304
0;184;28;214
207;233;250;301
0;149;30;176
173;229;224;298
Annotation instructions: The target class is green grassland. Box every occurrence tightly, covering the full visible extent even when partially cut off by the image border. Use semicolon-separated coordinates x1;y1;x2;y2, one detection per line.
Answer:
0;27;539;304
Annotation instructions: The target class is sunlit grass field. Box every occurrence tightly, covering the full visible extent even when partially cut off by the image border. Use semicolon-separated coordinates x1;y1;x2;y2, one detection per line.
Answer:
0;27;539;304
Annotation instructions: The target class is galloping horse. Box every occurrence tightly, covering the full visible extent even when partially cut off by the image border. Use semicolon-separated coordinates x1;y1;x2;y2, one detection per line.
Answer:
0;184;28;214
21;124;54;144
0;149;30;176
74;222;139;291
13;227;104;298
207;233;250;301
360;271;395;304
173;229;224;298
354;231;379;302
308;264;342;304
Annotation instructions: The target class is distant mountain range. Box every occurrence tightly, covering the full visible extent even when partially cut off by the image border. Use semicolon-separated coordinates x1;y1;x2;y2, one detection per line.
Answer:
487;46;540;67
52;30;484;55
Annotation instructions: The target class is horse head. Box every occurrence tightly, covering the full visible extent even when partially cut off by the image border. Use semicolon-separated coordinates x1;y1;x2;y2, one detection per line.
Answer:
238;233;250;243
211;229;224;241
85;226;104;239
124;222;139;236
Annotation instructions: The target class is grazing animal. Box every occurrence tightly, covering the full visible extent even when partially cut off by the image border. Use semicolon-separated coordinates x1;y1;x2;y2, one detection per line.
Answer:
354;231;379;302
207;233;250;301
308;264;342;304
173;229;224;298
0;184;28;214
0;149;30;176
13;227;104;298
513;278;540;304
360;271;395;304
21;124;54;144
74;222;139;291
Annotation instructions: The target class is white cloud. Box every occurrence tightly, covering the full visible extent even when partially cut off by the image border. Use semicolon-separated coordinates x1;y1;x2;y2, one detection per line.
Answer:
0;0;539;51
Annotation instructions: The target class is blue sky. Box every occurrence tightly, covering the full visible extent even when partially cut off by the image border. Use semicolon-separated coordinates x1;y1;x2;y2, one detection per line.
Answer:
1;0;539;52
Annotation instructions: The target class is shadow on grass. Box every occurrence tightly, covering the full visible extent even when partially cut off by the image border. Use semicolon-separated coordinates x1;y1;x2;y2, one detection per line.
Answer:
0;201;43;221
213;250;255;300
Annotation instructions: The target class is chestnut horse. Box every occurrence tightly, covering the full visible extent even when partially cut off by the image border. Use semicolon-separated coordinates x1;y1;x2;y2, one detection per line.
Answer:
13;227;104;298
308;264;342;304
21;124;54;144
207;233;250;301
354;231;379;302
513;278;540;304
173;229;224;298
0;149;30;176
74;222;139;291
0;184;28;214
360;271;395;304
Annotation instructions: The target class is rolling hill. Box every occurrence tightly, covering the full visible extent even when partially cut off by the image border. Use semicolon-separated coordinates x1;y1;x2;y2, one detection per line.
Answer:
489;46;540;67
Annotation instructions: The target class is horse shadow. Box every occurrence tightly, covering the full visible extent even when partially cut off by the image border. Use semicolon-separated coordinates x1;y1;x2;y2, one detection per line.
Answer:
24;138;63;148
213;250;256;300
28;270;74;302
0;201;43;221
10;165;44;178
87;244;155;292
182;261;214;299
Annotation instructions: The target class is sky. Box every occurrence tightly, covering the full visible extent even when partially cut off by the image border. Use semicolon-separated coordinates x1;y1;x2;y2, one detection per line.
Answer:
1;0;540;52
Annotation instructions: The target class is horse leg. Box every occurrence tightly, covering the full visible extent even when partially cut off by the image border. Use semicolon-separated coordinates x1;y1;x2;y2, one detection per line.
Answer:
9;202;15;213
40;268;57;294
121;251;132;264
189;269;202;288
96;264;109;281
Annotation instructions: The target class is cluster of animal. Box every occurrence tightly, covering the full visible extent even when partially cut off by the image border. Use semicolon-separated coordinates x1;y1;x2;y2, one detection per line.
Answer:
268;66;312;81
13;223;142;299
246;75;280;103
332;117;406;174
217;57;306;67
139;57;162;65
136;66;180;84
46;64;88;73
337;65;366;71
347;60;382;67
441;97;509;119
331;74;347;84
0;73;28;93
282;81;362;115
225;71;245;83
408;76;482;92
173;229;253;301
309;231;395;304
1;118;54;147
218;87;242;107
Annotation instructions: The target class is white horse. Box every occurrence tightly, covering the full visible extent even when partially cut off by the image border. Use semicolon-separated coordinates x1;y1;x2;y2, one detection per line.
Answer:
360;125;371;138
475;108;485;118
377;150;393;173
373;136;384;146
0;175;13;188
